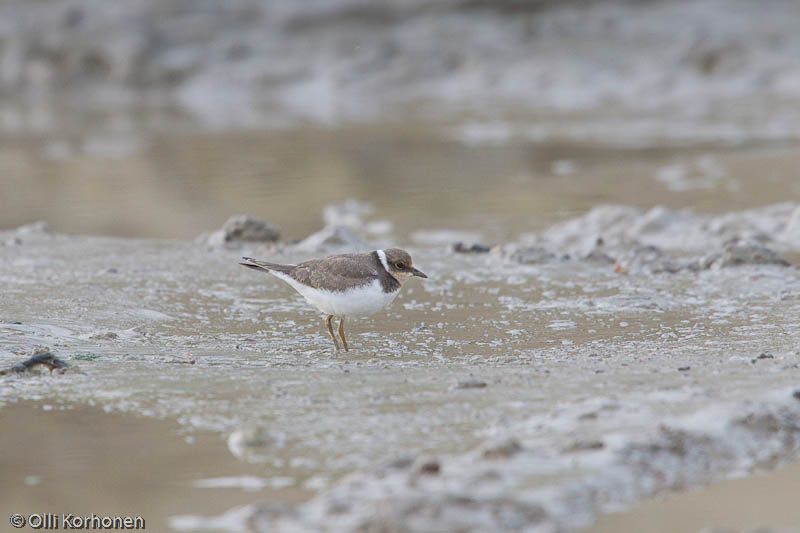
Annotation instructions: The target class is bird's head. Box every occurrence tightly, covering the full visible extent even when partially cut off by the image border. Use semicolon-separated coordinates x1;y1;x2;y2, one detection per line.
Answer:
383;248;427;284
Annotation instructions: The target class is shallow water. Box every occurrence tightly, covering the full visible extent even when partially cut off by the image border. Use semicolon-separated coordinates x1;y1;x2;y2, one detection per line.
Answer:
3;128;800;240
587;459;800;533
0;402;306;531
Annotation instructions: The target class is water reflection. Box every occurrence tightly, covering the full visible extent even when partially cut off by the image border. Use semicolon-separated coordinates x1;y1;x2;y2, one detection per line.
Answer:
2;127;798;240
0;402;310;531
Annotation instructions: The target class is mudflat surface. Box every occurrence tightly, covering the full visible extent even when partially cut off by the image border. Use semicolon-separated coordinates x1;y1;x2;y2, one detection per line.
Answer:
2;131;800;531
2;185;800;530
5;1;800;529
4;0;800;147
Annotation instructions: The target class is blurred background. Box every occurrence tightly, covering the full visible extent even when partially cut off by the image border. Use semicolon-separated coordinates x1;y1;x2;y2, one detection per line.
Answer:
1;0;799;238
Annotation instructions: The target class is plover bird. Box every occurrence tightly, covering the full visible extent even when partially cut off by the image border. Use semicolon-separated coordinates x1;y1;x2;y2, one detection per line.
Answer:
240;249;427;351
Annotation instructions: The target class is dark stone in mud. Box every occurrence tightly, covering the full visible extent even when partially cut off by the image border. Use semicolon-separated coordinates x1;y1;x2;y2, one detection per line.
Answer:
751;353;774;363
0;348;73;375
793;390;800;401
416;457;441;475
455;378;488;389
678;366;691;371
206;215;280;247
453;242;491;254
562;439;605;453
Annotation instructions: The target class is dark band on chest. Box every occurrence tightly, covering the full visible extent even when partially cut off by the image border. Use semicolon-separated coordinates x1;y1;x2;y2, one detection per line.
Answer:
373;251;401;293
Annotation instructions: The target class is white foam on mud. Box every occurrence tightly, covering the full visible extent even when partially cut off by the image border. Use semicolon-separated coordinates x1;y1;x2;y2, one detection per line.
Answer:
182;389;800;532
170;505;256;533
129;309;175;321
547;320;577;331
533;202;800;254
193;476;294;491
655;155;727;192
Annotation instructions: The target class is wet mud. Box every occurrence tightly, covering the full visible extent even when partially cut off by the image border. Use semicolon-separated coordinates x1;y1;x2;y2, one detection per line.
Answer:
2;182;800;530
4;0;800;148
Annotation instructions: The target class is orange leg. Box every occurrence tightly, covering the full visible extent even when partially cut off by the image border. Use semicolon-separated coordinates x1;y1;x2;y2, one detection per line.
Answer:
325;315;340;350
337;318;349;352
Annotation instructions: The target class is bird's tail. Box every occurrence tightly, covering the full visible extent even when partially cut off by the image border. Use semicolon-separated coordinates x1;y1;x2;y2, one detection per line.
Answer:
240;257;295;275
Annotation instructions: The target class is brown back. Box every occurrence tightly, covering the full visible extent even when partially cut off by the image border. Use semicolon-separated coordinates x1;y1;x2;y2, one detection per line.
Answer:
290;251;400;293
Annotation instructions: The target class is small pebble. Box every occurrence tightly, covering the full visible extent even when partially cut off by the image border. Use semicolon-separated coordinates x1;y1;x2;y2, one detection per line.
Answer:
453;242;491;254
751;353;774;364
455;379;488;389
678;366;691;372
562;439;605;453
417;458;440;475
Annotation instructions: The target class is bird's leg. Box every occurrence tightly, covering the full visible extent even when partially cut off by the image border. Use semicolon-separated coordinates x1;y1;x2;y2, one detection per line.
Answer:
337;318;349;352
325;315;340;350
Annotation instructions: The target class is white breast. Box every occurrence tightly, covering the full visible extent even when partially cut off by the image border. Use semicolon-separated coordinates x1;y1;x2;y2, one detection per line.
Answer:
271;273;399;318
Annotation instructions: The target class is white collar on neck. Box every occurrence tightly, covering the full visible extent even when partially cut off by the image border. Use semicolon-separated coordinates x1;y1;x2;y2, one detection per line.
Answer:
376;249;390;273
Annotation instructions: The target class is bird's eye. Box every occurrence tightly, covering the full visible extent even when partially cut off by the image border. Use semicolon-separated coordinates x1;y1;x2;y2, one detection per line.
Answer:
396;263;406;270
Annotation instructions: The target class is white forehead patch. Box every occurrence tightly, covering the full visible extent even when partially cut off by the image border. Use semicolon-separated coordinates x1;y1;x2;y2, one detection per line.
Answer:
376;249;390;273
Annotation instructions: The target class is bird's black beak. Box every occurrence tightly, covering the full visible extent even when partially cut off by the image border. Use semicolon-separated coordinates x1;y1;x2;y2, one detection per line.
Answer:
411;267;428;278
